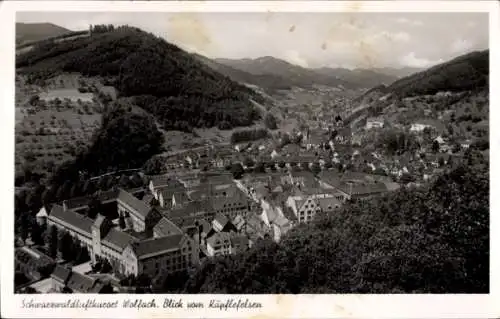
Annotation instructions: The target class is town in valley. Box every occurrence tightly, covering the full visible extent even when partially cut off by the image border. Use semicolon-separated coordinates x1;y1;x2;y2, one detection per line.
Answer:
13;12;489;294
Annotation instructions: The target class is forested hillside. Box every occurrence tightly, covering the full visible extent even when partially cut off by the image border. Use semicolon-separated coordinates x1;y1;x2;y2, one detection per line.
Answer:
17;25;262;131
50;103;164;186
194;54;295;92
184;155;489;293
386;50;489;97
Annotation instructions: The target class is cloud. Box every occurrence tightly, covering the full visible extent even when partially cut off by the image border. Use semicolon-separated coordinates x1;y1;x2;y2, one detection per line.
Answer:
282;50;309;67
396;17;424;26
450;38;474;53
365;30;411;45
399;52;443;68
467;21;477;28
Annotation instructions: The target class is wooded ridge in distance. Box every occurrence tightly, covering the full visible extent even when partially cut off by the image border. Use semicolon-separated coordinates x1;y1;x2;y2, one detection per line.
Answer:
17;25;262;132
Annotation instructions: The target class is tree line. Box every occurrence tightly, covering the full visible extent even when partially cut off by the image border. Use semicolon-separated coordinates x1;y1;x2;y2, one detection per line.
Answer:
230;128;269;144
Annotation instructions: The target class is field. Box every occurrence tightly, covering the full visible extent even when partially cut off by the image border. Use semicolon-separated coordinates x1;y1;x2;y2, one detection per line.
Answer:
15;74;106;183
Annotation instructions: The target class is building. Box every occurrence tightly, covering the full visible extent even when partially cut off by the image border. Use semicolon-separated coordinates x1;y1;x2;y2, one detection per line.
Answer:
115;188;161;233
365;117;385;130
121;234;198;277
206;232;232;257
285;188;341;224
50;265;111;293
153;217;184;238
208;185;251;220
43;189;200;278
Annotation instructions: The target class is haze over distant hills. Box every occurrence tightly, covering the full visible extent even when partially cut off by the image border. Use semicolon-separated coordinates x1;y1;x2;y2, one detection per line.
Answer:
213;56;421;91
16;22;72;45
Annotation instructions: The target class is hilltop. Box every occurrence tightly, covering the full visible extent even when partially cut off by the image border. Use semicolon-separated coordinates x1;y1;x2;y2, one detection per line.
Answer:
214;56;355;90
16;22;71;45
370;66;422;79
386;50;489;97
313;67;398;89
212;56;418;92
17;25;262;132
193;54;293;92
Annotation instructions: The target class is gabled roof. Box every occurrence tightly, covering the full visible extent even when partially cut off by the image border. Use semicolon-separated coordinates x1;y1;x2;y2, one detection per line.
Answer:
116;188;151;220
36;206;48;218
158;185;187;204
66;272;96;293
48;204;93;235
167;199;213;220
206;232;231;247
213;213;229;228
149;174;174;188
153;217;184;237
51;265;71;283
172;192;190;205
102;228;136;251
130;234;185;260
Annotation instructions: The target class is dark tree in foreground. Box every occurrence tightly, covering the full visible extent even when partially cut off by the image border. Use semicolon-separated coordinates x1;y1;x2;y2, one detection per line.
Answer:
231;163;245;180
184;162;489;293
46;225;59;259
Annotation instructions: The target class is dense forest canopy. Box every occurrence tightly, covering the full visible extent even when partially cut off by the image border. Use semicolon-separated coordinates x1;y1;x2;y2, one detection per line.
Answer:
17;25;262;132
184;157;489;293
50;103;164;186
386;50;489;97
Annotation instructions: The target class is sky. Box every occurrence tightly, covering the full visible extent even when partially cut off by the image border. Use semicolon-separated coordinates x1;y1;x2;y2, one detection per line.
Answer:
17;12;489;69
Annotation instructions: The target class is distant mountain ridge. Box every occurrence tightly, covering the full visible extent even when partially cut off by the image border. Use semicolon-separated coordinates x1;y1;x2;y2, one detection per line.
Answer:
16;22;72;45
215;56;355;90
370;67;423;79
212;56;420;91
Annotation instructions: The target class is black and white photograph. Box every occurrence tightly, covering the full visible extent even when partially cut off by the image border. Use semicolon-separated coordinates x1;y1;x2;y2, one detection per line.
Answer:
1;0;497;317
